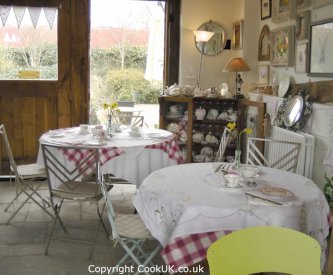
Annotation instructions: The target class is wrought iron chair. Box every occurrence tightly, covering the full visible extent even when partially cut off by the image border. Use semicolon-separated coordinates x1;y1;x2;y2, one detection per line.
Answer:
0;124;53;225
246;137;302;173
41;143;109;258
99;175;162;275
207;226;321;275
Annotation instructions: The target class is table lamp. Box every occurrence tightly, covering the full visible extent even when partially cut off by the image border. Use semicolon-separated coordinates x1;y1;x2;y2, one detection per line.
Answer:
223;57;250;98
193;30;214;87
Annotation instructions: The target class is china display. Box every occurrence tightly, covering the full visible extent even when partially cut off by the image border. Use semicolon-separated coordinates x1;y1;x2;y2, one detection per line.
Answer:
159;96;239;163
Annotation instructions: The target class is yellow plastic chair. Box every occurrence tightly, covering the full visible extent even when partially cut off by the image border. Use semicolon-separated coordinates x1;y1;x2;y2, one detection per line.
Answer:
207;226;321;275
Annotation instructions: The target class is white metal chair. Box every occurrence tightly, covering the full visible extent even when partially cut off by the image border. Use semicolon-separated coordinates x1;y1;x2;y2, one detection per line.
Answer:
41;143;109;258
246;137;302;173
99;175;162;275
0;124;53;225
215;127;233;162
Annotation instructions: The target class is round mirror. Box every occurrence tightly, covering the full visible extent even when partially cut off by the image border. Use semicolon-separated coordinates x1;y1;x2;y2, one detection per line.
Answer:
282;95;304;127
195;20;225;56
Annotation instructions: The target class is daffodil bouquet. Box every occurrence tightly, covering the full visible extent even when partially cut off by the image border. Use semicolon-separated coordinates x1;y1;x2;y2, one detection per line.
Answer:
103;102;120;122
226;122;253;150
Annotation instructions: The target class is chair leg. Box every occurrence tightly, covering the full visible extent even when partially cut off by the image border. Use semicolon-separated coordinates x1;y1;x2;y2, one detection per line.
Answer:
4;188;54;225
96;202;109;237
45;201;66;255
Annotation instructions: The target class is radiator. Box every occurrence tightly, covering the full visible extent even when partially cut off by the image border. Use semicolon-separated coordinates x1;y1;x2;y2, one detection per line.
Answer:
268;126;315;178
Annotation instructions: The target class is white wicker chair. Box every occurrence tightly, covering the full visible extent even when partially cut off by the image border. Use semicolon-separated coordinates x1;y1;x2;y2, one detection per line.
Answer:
0;124;53;225
100;175;162;274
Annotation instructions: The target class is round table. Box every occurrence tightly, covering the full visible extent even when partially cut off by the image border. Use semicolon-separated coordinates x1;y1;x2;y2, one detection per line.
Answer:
37;127;183;187
133;162;331;270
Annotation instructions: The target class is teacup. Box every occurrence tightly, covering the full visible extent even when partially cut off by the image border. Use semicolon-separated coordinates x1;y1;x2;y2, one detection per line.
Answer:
224;174;241;188
80;124;89;134
91;125;106;140
130;126;141;136
169;105;179;114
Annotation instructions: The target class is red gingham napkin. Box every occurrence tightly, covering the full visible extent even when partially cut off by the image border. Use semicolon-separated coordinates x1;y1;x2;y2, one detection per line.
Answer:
161;230;232;271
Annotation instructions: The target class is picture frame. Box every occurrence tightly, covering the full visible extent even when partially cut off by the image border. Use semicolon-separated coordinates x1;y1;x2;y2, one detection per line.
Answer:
272;0;295;23
270;26;295;66
308;18;333;77
296;11;310;40
261;0;272;20
311;0;333;8
296;0;310;10
232;20;244;50
258;25;270;61
295;41;308;73
258;64;270;85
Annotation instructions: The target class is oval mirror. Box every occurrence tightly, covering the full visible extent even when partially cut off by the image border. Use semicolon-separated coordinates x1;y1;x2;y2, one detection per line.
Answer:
274;89;313;131
282;95;304;127
195;20;226;56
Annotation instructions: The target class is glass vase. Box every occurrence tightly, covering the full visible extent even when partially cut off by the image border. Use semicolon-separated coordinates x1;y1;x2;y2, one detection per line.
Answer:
233;149;241;170
107;114;112;137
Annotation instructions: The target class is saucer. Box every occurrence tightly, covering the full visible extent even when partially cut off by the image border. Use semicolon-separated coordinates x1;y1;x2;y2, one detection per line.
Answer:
166;112;182;119
49;131;65;138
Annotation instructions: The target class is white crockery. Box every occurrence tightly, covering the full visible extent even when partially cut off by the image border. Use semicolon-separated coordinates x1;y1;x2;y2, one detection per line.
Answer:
240;165;260;178
224;174;241;188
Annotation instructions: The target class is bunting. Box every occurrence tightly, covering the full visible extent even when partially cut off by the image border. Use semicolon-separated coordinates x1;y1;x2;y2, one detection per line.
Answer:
28;7;42;29
13;6;26;29
0;5;11;27
43;7;57;29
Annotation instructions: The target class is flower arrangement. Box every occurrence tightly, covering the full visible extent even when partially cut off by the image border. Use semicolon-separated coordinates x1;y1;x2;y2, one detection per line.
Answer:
102;101;120;135
226;122;253;150
102;102;119;116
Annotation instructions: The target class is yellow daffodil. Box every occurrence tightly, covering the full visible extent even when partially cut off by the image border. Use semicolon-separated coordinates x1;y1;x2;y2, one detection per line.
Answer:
227;122;237;131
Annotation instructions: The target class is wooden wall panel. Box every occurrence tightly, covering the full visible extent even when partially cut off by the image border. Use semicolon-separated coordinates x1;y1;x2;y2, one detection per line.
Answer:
0;0;89;173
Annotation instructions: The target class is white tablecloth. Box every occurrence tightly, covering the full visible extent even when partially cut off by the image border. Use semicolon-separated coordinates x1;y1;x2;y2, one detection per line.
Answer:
133;163;331;267
37;127;182;186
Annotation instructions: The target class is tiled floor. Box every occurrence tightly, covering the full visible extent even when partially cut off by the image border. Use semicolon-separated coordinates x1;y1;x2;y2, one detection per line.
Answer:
1;180;332;275
0;180;164;275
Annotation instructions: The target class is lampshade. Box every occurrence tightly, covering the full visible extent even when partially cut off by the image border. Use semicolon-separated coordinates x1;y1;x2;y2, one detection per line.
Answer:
223;57;250;72
193;30;215;42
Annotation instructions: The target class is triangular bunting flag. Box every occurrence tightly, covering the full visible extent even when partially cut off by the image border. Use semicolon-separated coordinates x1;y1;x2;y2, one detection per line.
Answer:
0;5;11;27
13;6;26;29
43;7;57;29
28;6;41;28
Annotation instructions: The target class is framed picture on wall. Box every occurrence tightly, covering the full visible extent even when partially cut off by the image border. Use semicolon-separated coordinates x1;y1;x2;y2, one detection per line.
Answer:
258;25;271;61
258;64;270;85
295;41;308;73
308;18;333;77
270;26;295;66
232;20;244;49
272;0;295;23
311;0;333;7
296;0;310;10
296;11;310;40
261;0;272;20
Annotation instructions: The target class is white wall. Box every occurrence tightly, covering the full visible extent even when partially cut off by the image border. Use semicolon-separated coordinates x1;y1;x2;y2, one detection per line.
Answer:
180;0;244;90
179;0;333;186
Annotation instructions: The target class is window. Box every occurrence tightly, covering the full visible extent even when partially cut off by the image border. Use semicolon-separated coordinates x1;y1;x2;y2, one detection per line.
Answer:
0;6;58;80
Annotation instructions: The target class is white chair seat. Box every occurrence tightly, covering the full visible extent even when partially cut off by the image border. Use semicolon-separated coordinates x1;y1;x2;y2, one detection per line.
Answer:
116;214;154;239
53;181;103;200
17;163;46;178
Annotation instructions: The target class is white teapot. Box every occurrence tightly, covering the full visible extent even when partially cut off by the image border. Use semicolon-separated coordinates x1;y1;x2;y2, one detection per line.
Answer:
207;109;218;120
193;132;204;143
167;123;180;133
195;107;206;120
205;132;218;144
